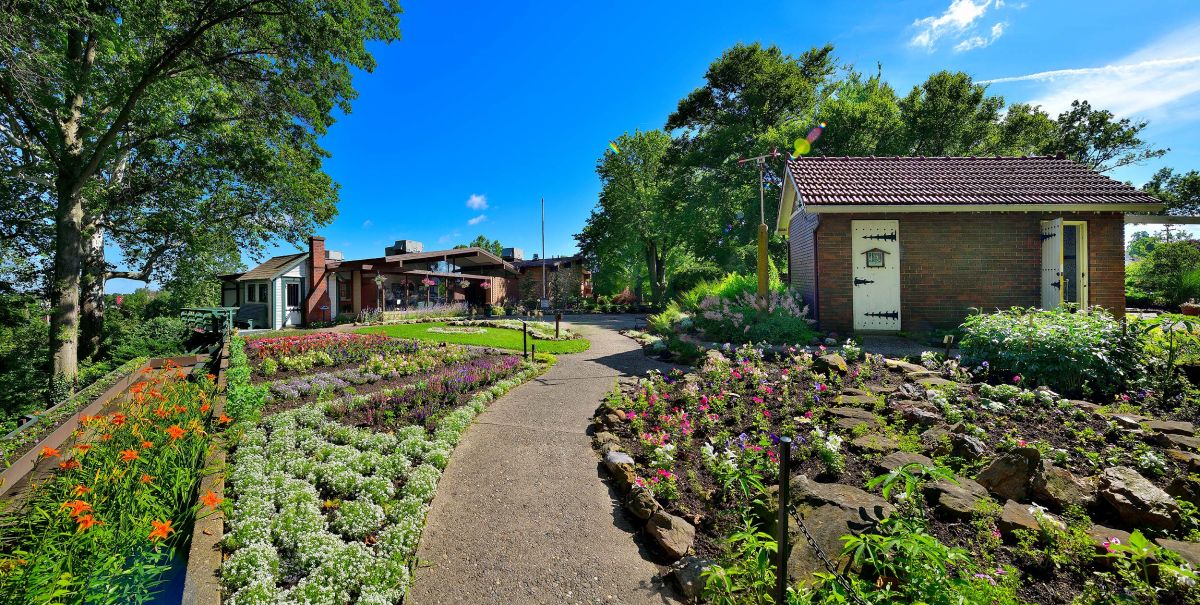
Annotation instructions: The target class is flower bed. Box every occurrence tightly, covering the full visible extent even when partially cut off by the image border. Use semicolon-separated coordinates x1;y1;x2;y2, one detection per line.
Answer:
0;361;224;602
593;346;1200;604
246;333;420;370
220;355;543;604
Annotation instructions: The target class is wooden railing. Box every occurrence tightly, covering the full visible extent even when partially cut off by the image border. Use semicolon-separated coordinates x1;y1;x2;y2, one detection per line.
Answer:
180;307;237;335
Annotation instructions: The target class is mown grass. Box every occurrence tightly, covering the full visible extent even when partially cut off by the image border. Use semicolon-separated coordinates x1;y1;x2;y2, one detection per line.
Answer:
355;322;591;354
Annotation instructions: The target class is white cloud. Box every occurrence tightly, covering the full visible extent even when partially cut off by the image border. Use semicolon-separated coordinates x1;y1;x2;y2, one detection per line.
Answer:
437;231;461;245
980;23;1200;119
362;219;372;229
466;194;488;210
910;0;992;50
467;214;487;226
954;22;1006;52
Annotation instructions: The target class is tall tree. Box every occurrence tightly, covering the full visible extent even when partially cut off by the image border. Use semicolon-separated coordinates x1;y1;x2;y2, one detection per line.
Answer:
458;234;503;256
0;0;401;382
898;71;1004;156
1145;167;1200;216
1045;100;1167;172
582;130;678;306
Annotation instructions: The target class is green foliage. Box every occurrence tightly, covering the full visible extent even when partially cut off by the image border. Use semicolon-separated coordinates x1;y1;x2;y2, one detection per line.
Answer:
1146;167;1200;216
1045;100;1167;173
1129;241;1200;307
456;235;503;256
108;316;191;365
1133;314;1200;405
0;294;51;427
703;520;779;605
225;336;268;423
673;272;817;345
960;307;1142;398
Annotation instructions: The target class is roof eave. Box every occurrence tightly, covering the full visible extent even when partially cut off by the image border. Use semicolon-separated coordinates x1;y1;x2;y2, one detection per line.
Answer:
802;202;1167;214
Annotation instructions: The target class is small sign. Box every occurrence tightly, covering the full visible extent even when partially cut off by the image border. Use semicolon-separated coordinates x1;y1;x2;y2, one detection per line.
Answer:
864;247;888;268
540;298;551;309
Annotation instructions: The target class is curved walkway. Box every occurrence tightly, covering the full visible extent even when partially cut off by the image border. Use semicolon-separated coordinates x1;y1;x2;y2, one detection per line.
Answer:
408;315;682;605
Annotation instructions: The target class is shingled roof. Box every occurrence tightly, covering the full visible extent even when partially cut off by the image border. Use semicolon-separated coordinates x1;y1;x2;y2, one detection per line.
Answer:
784;155;1164;208
236;253;307;281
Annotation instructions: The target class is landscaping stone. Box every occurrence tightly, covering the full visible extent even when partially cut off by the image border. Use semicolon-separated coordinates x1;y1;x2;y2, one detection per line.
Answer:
814;353;848;375
917;376;955;389
604;451;638;493
1086;525;1132;556
785;504;858;581
905;370;941;381
842;387;869;396
920;425;954;456
670;556;716;602
897;382;924;400
602;412;623;427
604;450;634;470
890;400;942;427
626;488;660;521
1032;464;1097;512
850;433;899;453
1154;433;1200;451
1147;419;1195;436
593;431;620;448
792;475;894;523
1166;449;1200;471
997;499;1063;537
925;476;990;520
875;451;934;473
1155;538;1200;568
951;434;987;461
1070;400;1104;414
597;441;623;456
1099;466;1180;530
840;394;879;409
976;447;1041;502
885;358;927;374
1167;476;1200;507
646;510;695;561
827;407;881;433
1112;414;1149;430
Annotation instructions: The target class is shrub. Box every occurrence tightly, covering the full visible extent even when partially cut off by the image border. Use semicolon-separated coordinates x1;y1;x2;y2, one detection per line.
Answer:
1130;241;1200;308
109;315;191;363
960;307;1142;398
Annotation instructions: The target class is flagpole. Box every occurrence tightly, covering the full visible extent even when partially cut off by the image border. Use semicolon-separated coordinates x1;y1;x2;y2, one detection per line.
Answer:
541;197;547;305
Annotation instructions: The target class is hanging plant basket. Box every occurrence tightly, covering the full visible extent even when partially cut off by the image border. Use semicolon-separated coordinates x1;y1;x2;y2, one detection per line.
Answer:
480;281;492;290
458;279;471;289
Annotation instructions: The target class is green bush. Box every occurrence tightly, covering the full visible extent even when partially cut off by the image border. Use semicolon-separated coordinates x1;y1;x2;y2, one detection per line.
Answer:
672;272;816;345
225;336;268;422
960;307;1142;399
109;316;191;364
1129;241;1200;308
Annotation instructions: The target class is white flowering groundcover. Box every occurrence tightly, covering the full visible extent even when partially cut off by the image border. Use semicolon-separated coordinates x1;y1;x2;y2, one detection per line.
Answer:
221;361;544;605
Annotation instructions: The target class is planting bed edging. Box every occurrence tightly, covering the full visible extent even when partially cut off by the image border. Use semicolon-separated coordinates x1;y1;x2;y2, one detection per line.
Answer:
183;341;231;605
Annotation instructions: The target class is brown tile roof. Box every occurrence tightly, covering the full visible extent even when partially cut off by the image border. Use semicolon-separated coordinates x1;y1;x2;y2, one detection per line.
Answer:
786;155;1163;207
236;252;307;281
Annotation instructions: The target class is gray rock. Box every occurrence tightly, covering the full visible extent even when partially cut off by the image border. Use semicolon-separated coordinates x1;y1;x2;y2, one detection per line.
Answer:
596;441;623;456
842;387;870;396
785;504;859;581
1148;419;1195;436
1167;449;1200;471
1154;433;1200;451
875;451;934;473
917;376;955;389
951;434;987;461
850;433;899;453
976;447;1041;502
1071;400;1104;414
827;407;882;433
1168;476;1200;507
1032;464;1097;511
905;370;941;380
792;475;894;523
593;431;620;447
815;353;849;375
920;426;954;456
670;556;716;602
1112;414;1150;430
626;487;660;520
604;450;634;471
1099;466;1180;530
897;382;924;400
840;394;879;409
646;510;695;561
1155;538;1200;567
924;476;990;520
1086;525;1133;556
604;451;638;493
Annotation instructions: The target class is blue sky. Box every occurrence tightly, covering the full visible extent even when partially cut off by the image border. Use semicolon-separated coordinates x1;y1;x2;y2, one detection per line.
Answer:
110;0;1200;293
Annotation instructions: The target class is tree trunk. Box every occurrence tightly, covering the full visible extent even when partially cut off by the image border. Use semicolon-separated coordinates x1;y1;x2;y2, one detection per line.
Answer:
50;182;83;386
79;219;105;359
644;241;665;307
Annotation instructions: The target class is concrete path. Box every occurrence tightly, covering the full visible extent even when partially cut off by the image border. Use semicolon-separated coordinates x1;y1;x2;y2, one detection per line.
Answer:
408;315;682;605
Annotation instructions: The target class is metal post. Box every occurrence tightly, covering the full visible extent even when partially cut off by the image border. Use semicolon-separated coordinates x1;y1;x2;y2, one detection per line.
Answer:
523;321;528;359
531;343;537;359
776;436;792;604
555;312;561;339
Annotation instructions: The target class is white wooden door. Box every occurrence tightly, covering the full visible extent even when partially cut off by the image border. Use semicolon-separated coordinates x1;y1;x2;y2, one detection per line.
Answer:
1040;218;1063;310
852;220;901;331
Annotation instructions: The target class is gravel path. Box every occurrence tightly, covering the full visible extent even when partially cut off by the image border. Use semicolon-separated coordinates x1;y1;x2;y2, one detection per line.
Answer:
407;315;682;605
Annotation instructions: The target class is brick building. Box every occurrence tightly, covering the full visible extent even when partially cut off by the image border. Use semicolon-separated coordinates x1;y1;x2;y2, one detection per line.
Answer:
775;155;1165;333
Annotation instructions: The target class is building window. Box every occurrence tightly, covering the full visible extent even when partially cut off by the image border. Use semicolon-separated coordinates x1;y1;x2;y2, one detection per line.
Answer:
258;283;268;303
286;282;300;308
245;284;256;302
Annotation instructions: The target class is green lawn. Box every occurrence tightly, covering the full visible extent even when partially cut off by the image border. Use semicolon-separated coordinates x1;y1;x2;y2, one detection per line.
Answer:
356;322;591;354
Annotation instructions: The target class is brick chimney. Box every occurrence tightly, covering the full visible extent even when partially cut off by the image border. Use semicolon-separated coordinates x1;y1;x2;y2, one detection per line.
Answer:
305;236;330;323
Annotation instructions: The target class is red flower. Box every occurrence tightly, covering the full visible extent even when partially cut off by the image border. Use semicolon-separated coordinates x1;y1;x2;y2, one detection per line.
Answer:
119;450;140;463
39;447;61;459
218;414;232;425
58;459;81;471
153;407;169;418
61;500;92;518
166;425;185;440
110;413;126;426
75;514;102;532
200;490;223;509
142;440;154;450
72;484;91;497
199;403;210;413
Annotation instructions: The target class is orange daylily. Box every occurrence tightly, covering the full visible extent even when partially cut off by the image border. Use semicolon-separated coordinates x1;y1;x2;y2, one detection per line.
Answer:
100;434;113;441
75;514;102;531
141;440;154;450
79;415;96;425
172;405;187;415
166;425;185;440
200;490;223;509
58;459;81;471
199;403;210;412
60;500;92;518
131;382;147;394
218;414;232;425
140;474;155;484
153;407;169;419
110;413;126;426
74;444;92;453
39;447;61;459
148;519;173;542
72;484;91;497
205;373;216;381
119;449;140;463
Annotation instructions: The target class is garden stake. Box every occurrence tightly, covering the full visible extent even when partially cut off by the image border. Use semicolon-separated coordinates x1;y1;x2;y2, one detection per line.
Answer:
531;343;536;359
523;321;528;359
776;436;792;604
555;313;562;339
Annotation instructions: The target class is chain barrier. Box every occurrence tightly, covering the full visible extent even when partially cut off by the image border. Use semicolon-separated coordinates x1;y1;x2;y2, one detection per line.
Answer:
785;503;872;605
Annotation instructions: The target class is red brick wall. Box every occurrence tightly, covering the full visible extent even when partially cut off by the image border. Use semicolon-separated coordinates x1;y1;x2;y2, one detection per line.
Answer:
789;211;820;320
361;276;378;312
808;212;1126;333
304;237;331;324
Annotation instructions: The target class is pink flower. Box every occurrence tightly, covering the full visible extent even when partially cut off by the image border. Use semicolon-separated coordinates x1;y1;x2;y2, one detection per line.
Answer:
752;396;764;404
1017;439;1027;447
761;409;771;418
732;370;742;379
991;530;1001;540
1012;375;1022;383
816;384;827;392
803;410;814;419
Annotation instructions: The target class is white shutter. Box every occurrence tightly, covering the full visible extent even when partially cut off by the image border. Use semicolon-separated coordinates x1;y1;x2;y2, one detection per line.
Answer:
1040;218;1063;310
